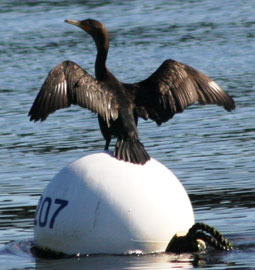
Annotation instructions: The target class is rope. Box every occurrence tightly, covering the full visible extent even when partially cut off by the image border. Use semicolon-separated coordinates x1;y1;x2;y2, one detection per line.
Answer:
166;222;233;253
188;222;233;250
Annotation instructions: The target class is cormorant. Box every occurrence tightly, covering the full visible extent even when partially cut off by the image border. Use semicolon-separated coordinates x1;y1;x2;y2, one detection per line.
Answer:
28;18;235;165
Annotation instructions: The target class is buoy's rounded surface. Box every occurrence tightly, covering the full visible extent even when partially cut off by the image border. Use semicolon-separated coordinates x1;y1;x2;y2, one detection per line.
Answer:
34;152;194;255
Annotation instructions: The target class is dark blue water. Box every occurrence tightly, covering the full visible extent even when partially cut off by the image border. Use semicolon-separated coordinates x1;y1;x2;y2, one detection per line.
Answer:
0;0;255;269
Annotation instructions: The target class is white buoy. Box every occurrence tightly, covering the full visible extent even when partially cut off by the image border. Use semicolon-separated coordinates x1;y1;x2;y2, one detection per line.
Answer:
34;152;194;255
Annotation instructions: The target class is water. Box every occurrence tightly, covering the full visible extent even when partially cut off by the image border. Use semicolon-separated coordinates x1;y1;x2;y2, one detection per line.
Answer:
0;0;254;268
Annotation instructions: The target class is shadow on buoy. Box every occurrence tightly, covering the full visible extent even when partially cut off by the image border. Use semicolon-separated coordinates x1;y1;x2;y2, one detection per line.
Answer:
33;152;194;255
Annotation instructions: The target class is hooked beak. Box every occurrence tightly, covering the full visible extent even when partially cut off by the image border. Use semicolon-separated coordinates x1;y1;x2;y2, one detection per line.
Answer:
65;19;81;27
65;19;91;32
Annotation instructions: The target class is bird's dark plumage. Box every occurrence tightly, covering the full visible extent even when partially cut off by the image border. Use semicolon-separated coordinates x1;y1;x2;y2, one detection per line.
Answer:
28;18;235;165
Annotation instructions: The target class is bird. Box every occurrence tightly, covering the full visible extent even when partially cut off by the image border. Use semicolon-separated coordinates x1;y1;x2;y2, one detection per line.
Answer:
28;18;235;165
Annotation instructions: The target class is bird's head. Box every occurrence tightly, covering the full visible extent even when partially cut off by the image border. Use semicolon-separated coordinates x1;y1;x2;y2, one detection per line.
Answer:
65;18;108;48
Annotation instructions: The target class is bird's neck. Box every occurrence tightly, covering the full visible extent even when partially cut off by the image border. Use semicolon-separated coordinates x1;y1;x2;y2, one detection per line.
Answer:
94;35;109;81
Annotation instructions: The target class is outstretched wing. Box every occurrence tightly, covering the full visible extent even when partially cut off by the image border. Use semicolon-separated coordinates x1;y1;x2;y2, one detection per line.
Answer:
28;61;118;123
131;59;235;125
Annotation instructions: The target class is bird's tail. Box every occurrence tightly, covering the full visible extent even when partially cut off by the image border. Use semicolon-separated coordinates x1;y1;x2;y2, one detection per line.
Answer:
114;138;150;165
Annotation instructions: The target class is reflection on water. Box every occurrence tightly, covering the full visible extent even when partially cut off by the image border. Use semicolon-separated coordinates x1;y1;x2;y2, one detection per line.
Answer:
2;239;255;270
0;0;255;269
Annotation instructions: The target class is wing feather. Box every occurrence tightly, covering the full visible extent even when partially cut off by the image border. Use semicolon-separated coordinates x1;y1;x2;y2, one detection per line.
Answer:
132;59;235;125
28;61;118;123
